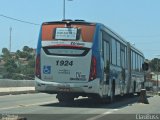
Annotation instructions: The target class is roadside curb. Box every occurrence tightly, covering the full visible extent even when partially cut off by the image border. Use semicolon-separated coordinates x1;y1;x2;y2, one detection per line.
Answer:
0;87;36;96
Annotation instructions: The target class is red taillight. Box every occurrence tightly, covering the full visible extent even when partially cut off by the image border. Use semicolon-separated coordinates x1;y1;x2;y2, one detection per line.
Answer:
89;56;97;81
35;54;41;79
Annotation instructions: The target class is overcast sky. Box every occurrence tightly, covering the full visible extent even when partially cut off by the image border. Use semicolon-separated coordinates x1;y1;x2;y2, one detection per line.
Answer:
0;0;160;60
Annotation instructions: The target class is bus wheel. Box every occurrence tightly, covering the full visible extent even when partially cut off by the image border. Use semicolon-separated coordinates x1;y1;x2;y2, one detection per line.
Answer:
110;81;115;103
56;93;74;104
137;82;144;96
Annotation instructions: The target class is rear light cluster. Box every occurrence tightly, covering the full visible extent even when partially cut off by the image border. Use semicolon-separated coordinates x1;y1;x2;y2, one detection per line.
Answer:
35;54;41;79
89;56;97;81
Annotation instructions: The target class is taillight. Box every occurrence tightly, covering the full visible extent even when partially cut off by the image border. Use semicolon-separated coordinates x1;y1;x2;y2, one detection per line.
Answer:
89;56;97;81
35;54;41;79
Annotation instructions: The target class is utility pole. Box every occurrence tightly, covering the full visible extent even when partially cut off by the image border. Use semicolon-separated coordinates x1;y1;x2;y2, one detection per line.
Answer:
63;0;65;20
9;27;12;52
63;0;73;20
157;59;159;92
155;55;160;92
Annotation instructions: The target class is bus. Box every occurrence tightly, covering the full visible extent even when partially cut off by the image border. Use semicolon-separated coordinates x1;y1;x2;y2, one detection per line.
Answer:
35;20;148;103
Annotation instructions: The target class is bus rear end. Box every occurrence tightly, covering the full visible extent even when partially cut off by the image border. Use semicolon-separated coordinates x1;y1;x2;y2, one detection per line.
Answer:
35;20;99;102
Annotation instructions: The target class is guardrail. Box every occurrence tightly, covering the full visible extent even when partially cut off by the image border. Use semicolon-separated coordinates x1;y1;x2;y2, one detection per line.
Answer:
0;79;34;87
0;79;35;95
147;91;160;96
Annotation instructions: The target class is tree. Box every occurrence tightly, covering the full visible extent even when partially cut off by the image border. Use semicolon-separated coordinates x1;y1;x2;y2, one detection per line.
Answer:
149;58;160;72
27;54;34;61
23;46;30;52
28;59;35;68
1;46;35;80
23;46;33;53
2;48;9;55
4;58;17;78
19;51;28;58
2;48;11;61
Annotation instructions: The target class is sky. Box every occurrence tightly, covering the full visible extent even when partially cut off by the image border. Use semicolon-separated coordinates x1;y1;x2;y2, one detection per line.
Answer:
0;0;160;60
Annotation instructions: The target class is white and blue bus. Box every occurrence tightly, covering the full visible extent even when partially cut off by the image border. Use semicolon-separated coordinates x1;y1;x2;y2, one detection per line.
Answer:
35;20;147;103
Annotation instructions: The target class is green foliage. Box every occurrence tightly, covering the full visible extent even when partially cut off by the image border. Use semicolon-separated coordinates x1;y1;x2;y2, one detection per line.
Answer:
149;58;160;72
2;48;9;55
12;74;24;80
28;59;35;68
27;54;34;61
23;46;33;53
1;46;35;80
4;59;17;74
2;48;11;61
18;51;28;58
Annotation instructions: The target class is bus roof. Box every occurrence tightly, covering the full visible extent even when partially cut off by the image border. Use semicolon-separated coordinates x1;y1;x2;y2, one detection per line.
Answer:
97;23;144;56
41;20;144;57
42;20;96;26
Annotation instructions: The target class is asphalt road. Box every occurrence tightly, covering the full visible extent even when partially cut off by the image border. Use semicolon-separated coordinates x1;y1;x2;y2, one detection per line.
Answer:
0;93;160;120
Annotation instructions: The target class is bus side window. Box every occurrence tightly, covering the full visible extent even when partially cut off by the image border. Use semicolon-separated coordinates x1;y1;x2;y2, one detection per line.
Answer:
111;38;117;65
120;44;125;68
117;42;121;66
104;41;110;67
102;31;110;66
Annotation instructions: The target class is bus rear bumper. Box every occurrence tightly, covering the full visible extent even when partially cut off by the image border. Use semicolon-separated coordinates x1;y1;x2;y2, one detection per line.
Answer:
35;77;101;96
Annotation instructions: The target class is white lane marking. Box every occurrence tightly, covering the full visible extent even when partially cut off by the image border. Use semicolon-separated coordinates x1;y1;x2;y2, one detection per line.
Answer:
0;106;21;110
0;100;57;110
86;109;119;120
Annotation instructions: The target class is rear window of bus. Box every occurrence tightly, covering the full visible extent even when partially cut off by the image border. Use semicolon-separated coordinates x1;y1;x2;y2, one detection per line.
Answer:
42;23;96;42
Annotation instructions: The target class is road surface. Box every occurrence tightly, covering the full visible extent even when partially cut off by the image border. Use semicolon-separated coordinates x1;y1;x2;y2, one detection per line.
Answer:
0;93;159;120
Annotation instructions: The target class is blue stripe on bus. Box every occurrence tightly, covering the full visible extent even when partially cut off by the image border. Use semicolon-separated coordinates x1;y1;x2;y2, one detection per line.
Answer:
36;27;42;55
92;23;103;80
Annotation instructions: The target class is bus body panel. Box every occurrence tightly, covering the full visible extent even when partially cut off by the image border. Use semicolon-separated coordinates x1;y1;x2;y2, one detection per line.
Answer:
35;20;146;101
35;77;103;96
40;44;92;83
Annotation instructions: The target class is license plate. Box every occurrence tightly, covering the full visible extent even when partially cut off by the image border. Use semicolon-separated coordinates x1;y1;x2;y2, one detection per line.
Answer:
58;87;70;92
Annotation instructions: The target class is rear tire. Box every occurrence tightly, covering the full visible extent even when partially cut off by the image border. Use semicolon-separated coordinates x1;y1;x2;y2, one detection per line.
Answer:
56;93;74;104
90;96;109;104
137;82;144;96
